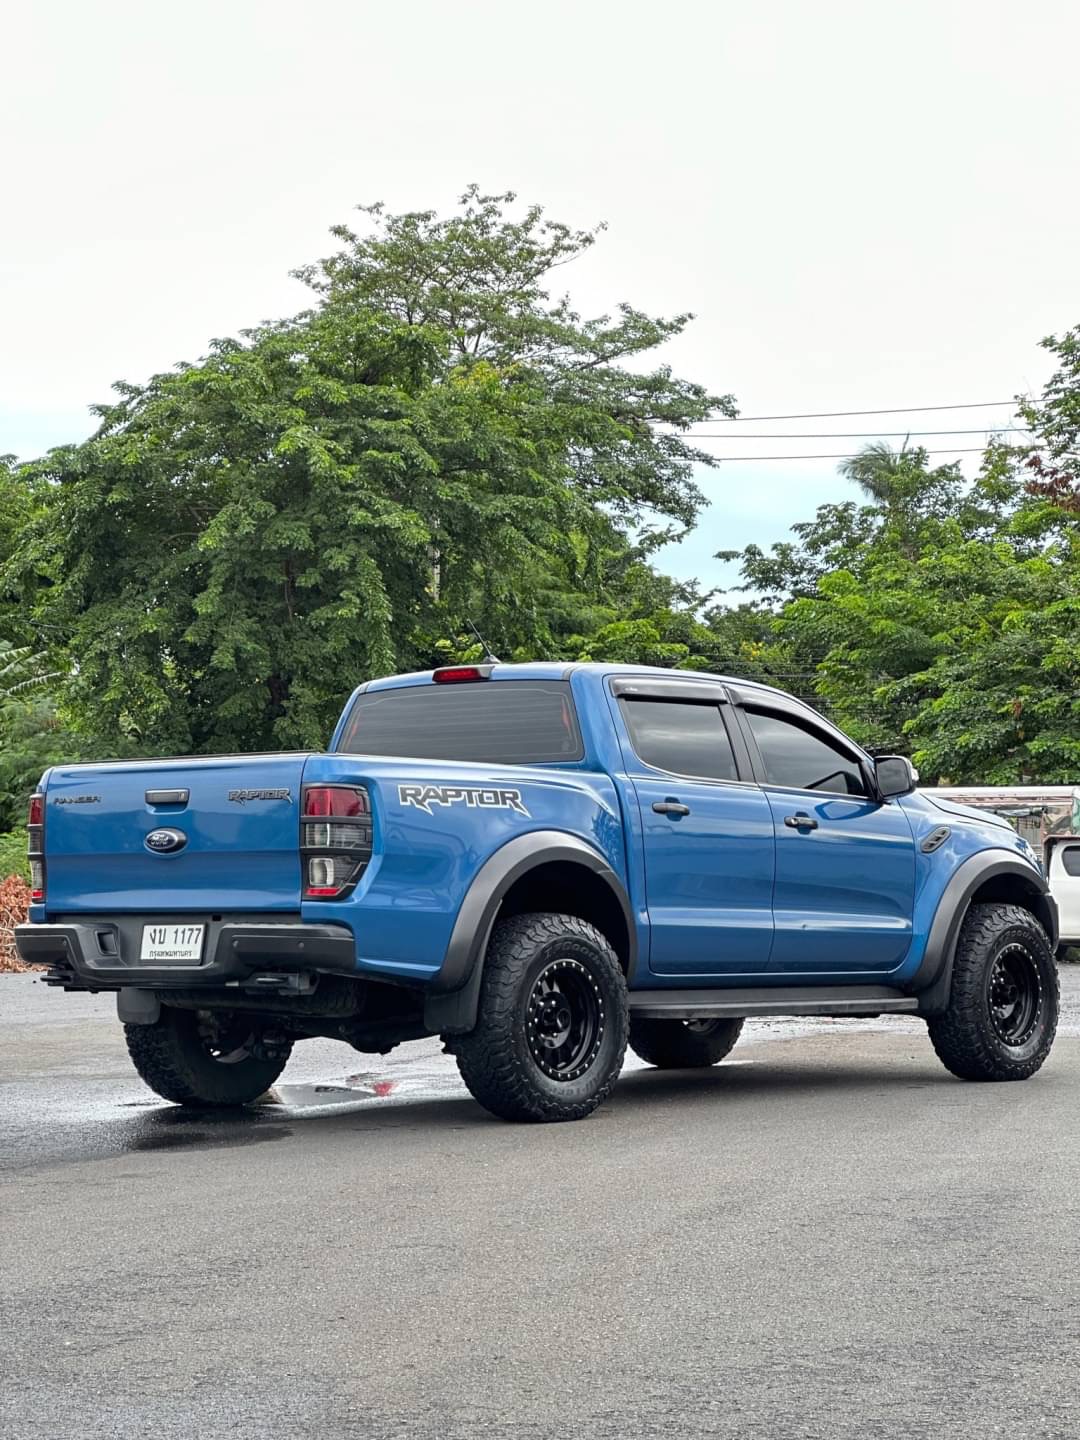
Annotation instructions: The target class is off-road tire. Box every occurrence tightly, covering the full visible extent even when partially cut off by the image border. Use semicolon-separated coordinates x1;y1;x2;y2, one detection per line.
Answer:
628;1016;744;1069
454;913;629;1123
124;1007;290;1107
927;902;1058;1082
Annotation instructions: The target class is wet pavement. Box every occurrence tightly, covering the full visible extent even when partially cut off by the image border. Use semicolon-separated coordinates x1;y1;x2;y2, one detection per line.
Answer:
6;968;1080;1174
3;970;1080;1437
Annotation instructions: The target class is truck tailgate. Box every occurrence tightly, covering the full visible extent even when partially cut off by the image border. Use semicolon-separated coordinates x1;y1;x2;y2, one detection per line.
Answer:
42;754;310;914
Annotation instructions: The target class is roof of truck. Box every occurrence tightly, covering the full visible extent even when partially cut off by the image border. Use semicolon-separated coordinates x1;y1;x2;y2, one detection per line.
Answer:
363;661;784;696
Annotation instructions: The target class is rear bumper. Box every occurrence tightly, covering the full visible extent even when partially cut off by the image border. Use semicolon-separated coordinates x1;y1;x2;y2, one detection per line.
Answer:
14;918;357;990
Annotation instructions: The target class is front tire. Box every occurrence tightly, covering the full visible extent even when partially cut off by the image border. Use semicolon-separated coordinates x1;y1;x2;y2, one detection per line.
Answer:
454;913;629;1122
927;902;1058;1082
629;1016;744;1069
124;1007;291;1107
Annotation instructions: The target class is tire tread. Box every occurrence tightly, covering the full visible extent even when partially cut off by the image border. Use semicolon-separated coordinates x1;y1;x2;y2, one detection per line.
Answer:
454;913;628;1123
927;902;1058;1082
628;1016;744;1069
125;1010;288;1107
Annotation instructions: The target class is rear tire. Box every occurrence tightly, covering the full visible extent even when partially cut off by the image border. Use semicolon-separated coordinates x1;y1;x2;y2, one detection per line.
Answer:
454;913;628;1123
629;1016;744;1069
124;1007;291;1107
927;902;1058;1082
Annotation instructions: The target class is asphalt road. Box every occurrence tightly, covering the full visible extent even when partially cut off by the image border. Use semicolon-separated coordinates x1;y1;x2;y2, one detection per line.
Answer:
4;973;1080;1439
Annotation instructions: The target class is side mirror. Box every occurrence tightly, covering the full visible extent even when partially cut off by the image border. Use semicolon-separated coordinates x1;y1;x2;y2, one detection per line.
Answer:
874;755;918;800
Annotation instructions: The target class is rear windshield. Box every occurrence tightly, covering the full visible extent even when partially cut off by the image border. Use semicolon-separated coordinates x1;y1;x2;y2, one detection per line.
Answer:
335;680;585;765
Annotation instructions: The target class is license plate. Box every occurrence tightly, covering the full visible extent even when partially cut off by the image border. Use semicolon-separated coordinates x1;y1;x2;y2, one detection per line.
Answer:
140;923;206;963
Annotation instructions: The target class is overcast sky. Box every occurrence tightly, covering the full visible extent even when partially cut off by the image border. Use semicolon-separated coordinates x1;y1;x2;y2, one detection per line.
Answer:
4;0;1077;592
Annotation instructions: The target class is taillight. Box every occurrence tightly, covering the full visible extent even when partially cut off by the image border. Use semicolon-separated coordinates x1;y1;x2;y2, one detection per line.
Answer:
432;664;492;683
304;786;368;817
27;793;44;901
300;785;372;899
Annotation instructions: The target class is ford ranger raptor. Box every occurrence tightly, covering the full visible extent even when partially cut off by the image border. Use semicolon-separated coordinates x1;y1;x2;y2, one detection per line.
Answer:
16;663;1059;1122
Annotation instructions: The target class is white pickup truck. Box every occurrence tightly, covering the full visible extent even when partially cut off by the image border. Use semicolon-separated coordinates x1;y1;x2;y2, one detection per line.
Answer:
924;786;1080;951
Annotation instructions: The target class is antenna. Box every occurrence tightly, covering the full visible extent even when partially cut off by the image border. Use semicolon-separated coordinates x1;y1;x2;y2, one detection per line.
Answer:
466;619;501;664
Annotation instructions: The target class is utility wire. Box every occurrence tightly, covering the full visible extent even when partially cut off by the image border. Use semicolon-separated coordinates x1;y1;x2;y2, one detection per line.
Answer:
693;400;1019;423
690;428;1033;439
699;446;1024;462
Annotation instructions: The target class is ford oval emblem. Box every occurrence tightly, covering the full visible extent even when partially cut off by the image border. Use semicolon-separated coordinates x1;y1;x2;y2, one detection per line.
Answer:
145;827;187;854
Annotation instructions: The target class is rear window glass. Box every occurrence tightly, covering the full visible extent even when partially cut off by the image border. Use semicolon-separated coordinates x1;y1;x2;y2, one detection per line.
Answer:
1061;846;1080;877
620;698;739;782
336;680;584;765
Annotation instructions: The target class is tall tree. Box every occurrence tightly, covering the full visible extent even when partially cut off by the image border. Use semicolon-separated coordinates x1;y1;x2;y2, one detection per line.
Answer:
11;190;733;754
722;446;1061;770
1020;325;1080;511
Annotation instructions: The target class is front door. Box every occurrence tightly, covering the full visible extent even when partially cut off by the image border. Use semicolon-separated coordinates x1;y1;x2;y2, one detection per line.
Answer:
738;704;916;976
612;685;775;978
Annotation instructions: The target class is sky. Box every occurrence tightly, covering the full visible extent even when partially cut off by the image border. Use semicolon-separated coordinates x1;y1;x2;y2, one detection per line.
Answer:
3;0;1078;594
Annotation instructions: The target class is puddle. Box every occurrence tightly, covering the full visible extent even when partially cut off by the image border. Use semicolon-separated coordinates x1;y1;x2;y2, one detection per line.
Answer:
113;1104;296;1153
123;1121;293;1153
262;1075;400;1109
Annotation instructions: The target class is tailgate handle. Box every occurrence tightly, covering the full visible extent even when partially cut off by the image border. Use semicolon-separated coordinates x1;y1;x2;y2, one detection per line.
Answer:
146;788;189;805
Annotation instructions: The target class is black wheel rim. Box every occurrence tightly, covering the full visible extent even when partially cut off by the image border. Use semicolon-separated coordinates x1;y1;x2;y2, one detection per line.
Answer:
684;1019;721;1035
196;1011;254;1066
525;958;605;1082
988;944;1042;1047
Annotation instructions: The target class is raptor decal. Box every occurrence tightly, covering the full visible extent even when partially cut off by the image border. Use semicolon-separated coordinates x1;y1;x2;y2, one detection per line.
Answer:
398;784;530;817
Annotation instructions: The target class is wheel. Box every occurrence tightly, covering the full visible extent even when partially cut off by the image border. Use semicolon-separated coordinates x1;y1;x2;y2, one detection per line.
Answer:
124;1007;291;1107
454;913;629;1122
927;902;1058;1082
628;1016;744;1069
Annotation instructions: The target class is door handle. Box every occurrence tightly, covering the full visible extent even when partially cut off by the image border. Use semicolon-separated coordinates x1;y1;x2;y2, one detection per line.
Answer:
784;812;818;830
652;800;691;817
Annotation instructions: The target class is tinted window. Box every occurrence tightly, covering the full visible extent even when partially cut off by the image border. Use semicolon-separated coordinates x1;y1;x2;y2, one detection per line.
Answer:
1062;846;1080;878
337;681;583;764
620;698;739;782
745;709;866;796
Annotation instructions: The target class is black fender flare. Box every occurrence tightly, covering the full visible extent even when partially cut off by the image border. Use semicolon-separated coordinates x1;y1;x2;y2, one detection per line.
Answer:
423;831;636;1035
909;851;1058;1015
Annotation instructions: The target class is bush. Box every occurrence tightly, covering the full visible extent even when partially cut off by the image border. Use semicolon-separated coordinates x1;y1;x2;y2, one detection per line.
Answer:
0;873;32;972
0;830;28;883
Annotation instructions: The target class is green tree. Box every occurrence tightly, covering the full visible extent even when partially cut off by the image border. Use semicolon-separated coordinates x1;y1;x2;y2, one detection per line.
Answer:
722;444;1074;774
0;695;98;833
12;190;733;754
1020;324;1080;511
0;642;61;701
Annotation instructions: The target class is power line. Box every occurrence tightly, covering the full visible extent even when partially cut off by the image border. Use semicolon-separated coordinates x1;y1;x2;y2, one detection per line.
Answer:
700;446;1021;462
690;428;1033;439
694;400;1019;423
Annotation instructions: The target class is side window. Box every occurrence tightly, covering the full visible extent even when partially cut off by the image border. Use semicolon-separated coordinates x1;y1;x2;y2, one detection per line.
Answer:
744;709;867;797
1061;846;1080;878
620;698;739;782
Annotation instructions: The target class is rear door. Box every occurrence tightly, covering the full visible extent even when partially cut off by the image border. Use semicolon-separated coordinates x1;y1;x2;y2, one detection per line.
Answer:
611;678;775;978
43;754;308;914
732;694;915;976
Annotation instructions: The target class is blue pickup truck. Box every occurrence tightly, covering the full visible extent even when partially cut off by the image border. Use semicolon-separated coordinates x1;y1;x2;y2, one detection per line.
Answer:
16;663;1060;1122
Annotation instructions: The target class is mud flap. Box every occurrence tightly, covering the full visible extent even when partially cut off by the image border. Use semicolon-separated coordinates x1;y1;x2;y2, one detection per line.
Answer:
117;988;161;1026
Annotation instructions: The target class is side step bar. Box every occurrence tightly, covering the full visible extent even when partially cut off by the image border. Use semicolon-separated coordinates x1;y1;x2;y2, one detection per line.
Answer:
628;985;920;1020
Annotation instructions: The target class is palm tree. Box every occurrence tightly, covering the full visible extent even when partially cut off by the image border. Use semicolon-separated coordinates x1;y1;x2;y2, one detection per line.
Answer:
0;644;61;701
838;441;918;507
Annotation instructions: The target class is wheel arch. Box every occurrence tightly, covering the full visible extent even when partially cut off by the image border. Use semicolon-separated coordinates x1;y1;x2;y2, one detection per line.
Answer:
423;831;636;1035
911;852;1058;1015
